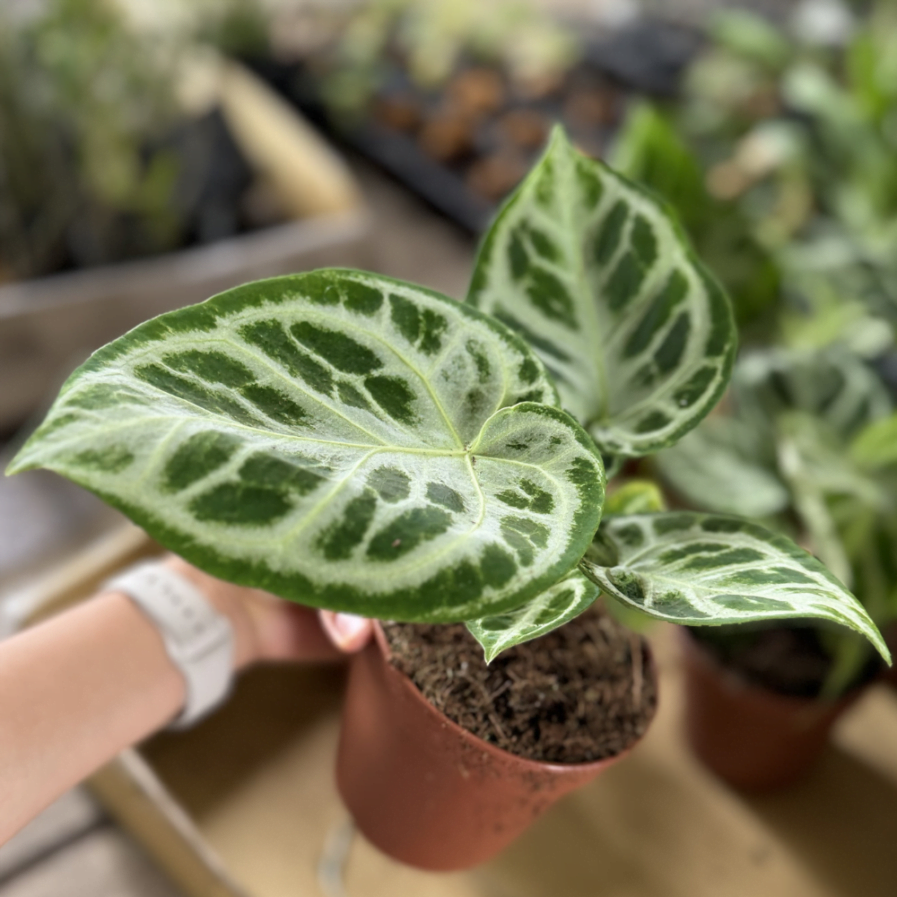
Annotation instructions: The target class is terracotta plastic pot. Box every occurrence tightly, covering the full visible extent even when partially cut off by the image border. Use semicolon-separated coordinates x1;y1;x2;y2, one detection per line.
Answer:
336;623;651;871
681;630;861;792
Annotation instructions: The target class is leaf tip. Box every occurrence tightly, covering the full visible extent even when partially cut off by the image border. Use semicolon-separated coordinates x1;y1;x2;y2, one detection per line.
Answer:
4;452;30;478
870;629;892;667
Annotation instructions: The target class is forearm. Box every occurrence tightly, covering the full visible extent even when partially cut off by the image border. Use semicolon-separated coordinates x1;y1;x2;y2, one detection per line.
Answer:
0;557;362;846
0;591;185;843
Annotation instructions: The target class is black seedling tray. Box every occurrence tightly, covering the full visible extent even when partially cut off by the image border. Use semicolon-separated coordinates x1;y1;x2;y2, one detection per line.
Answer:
246;18;701;234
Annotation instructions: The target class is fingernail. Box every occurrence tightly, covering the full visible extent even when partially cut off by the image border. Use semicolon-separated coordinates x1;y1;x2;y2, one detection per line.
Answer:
333;613;369;644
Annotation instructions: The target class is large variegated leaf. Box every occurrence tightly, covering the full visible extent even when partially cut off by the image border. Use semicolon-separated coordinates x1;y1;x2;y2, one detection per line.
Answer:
465;569;599;662
580;512;890;661
467;126;736;458
8;270;606;622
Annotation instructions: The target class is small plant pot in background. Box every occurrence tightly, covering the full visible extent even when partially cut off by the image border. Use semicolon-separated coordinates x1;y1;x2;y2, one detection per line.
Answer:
681;630;861;792
337;622;652;871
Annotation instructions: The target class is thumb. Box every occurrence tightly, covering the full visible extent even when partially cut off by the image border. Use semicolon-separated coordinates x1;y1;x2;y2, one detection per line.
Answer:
319;610;374;653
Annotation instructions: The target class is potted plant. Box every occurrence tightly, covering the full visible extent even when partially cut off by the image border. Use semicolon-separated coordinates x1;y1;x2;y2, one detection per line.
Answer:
605;4;897;790
5;128;888;869
0;0;366;432
655;343;897;789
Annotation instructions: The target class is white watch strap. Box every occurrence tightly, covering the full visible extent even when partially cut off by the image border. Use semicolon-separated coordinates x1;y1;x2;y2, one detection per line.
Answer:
105;562;235;729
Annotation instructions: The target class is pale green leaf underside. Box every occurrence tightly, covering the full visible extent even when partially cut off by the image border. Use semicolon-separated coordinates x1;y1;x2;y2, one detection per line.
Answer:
9;270;606;622
581;512;890;662
655;416;789;519
466;568;599;662
467;127;736;458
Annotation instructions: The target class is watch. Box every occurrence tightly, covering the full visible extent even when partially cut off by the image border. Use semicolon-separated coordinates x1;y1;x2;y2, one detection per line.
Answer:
105;561;235;729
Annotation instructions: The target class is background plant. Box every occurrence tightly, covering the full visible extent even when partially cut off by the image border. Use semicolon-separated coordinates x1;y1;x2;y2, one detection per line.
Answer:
0;0;182;281
610;3;897;695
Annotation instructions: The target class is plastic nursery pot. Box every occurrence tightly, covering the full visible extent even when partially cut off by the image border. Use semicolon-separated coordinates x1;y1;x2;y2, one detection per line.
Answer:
336;622;651;871
680;630;862;792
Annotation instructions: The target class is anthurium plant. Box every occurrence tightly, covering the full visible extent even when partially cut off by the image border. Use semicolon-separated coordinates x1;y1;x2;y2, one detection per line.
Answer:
6;128;890;672
656;344;897;694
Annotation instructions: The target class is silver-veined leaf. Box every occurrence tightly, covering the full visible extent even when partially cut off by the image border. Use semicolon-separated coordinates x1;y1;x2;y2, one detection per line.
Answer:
736;346;891;441
466;568;599;662
8;270;606;622
467;126;736;458
580;512;890;662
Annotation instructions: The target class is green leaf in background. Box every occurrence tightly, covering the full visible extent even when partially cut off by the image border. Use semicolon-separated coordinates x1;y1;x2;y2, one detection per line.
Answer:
610;103;711;235
465;568;599;662
8;270;607;622
655;416;789;519
467;126;737;459
709;9;793;70
604;479;667;515
580;512;890;661
851;413;897;470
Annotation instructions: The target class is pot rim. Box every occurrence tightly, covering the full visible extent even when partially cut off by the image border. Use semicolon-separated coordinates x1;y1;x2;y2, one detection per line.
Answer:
370;619;653;773
679;626;866;710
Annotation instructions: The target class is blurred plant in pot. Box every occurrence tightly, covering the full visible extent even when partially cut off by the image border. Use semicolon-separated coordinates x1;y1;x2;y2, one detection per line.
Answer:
6;127;888;863
0;0;184;281
657;346;897;690
609;3;897;787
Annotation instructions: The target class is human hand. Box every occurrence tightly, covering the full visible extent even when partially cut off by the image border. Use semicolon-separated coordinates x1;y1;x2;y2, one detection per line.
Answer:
162;556;374;670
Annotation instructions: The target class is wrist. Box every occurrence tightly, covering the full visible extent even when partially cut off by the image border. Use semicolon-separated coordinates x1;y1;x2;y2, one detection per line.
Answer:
160;556;260;670
107;560;238;729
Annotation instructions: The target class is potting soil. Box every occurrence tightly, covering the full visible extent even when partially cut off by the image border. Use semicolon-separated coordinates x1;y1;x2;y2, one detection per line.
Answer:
384;603;657;764
689;625;882;699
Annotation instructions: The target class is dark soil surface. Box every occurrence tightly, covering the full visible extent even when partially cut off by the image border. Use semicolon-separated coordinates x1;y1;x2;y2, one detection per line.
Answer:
383;603;657;764
689;624;881;699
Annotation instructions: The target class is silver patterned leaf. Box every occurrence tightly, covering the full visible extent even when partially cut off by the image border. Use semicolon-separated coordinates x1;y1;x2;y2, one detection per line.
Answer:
466;568;599;662
736;346;891;441
467;126;736;458
8;270;606;622
581;512;889;661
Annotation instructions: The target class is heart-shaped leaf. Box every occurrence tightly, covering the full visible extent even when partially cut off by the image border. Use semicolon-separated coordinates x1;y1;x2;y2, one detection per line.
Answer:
466;568;599;662
580;512;890;661
9;270;606;622
467;126;736;458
